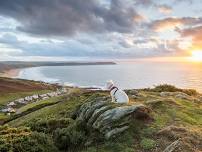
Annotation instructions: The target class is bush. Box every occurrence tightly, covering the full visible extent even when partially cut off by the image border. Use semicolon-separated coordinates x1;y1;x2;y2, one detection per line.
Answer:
140;138;156;150
13;132;58;152
0;125;58;152
28;118;73;133
152;84;198;96
54;120;87;151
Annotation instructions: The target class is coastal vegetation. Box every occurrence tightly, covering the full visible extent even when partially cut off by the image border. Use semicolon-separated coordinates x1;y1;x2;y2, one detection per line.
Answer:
0;77;201;152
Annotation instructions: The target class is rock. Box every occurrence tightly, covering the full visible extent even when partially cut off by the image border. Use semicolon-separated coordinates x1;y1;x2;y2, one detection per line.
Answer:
146;99;163;104
163;139;180;152
105;126;129;140
157;126;187;135
129;90;139;95
73;99;150;139
131;95;139;99
175;92;190;100
157;125;187;140
160;92;175;97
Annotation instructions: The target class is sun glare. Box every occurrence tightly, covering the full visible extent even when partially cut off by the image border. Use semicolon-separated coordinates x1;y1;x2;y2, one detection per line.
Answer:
190;51;202;62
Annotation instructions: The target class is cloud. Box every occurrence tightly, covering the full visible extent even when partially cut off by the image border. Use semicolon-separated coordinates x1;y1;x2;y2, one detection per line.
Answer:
150;17;202;32
177;26;202;50
0;0;143;37
134;0;154;6
158;5;172;15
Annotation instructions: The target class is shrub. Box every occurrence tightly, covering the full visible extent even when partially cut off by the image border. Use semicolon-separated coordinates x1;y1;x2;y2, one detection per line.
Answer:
140;138;156;150
152;84;198;96
54;120;87;151
13;132;59;152
152;84;180;92
28;118;73;133
0;125;58;152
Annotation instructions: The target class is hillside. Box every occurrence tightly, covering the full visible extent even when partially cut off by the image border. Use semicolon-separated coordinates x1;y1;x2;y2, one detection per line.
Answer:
0;77;56;93
0;81;201;152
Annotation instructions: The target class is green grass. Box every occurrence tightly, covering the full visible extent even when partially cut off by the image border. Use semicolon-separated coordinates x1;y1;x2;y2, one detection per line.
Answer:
140;138;156;150
0;90;52;106
7;93;88;127
0;113;8;120
4;86;202;152
17;96;63;114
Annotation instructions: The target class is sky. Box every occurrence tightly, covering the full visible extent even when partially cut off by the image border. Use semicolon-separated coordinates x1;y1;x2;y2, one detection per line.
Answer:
0;0;201;61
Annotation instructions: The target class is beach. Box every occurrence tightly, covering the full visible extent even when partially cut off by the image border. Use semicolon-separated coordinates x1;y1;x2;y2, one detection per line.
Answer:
0;68;21;78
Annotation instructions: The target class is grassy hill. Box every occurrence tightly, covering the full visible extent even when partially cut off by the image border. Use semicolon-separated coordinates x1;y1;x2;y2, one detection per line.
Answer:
0;77;57;122
0;80;201;152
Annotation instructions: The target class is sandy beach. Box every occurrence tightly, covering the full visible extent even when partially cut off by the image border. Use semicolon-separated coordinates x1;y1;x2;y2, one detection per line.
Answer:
0;69;21;78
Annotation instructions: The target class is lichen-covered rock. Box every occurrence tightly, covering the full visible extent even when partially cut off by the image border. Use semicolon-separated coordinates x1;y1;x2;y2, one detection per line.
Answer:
129;90;139;95
160;92;175;97
175;92;190;100
73;99;150;139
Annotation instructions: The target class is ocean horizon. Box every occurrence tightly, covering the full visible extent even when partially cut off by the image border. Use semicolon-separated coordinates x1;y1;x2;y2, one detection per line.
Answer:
15;61;202;93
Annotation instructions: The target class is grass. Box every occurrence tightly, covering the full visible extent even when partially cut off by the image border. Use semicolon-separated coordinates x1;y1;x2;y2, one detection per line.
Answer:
3;85;202;152
140;138;156;150
7;91;89;127
17;96;63;114
0;113;8;121
0;90;52;106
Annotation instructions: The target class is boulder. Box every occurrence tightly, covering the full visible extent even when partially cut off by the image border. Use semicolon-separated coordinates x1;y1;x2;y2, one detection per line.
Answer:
160;92;175;97
73;99;151;139
131;95;139;99
175;92;190;100
129;90;139;95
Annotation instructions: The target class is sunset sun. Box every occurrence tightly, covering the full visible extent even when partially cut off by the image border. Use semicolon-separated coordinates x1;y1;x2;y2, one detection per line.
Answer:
190;51;202;62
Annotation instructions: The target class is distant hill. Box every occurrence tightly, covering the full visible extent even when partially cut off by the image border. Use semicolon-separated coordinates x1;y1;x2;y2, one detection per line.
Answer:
0;61;116;73
0;77;56;94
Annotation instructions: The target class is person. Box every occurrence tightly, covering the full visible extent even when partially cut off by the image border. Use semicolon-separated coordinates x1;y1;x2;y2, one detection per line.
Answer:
106;80;129;103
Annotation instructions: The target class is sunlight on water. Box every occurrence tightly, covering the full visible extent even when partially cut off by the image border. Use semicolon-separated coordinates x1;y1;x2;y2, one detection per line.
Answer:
17;61;202;92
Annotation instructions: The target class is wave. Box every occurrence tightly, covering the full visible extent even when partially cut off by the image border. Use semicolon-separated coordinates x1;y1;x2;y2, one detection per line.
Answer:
64;82;106;90
17;67;60;83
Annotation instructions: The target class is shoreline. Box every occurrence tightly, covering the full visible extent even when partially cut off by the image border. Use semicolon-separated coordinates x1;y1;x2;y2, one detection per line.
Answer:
0;67;201;93
0;68;21;78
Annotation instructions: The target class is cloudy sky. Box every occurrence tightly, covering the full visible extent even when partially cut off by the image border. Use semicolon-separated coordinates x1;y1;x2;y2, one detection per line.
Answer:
0;0;201;61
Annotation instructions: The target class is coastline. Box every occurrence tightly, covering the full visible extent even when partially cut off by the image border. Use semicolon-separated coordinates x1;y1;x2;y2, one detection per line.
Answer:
0;68;21;78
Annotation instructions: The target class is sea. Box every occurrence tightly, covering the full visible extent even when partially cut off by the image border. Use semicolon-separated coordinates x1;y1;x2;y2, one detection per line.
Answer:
16;61;202;92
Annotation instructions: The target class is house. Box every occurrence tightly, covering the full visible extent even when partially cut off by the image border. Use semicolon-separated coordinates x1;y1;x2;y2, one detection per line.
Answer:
15;98;26;104
39;94;50;100
42;96;49;100
31;94;39;100
24;96;33;102
7;101;16;107
47;92;57;97
1;107;16;113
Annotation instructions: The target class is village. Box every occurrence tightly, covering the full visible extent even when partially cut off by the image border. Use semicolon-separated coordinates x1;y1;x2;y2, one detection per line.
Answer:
0;87;68;115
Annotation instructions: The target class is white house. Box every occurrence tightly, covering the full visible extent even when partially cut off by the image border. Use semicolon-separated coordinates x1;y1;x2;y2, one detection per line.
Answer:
7;101;16;107
32;94;39;100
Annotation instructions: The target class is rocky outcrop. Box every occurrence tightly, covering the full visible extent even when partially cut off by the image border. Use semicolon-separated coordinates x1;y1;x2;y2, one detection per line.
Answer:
73;98;151;139
160;91;193;100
